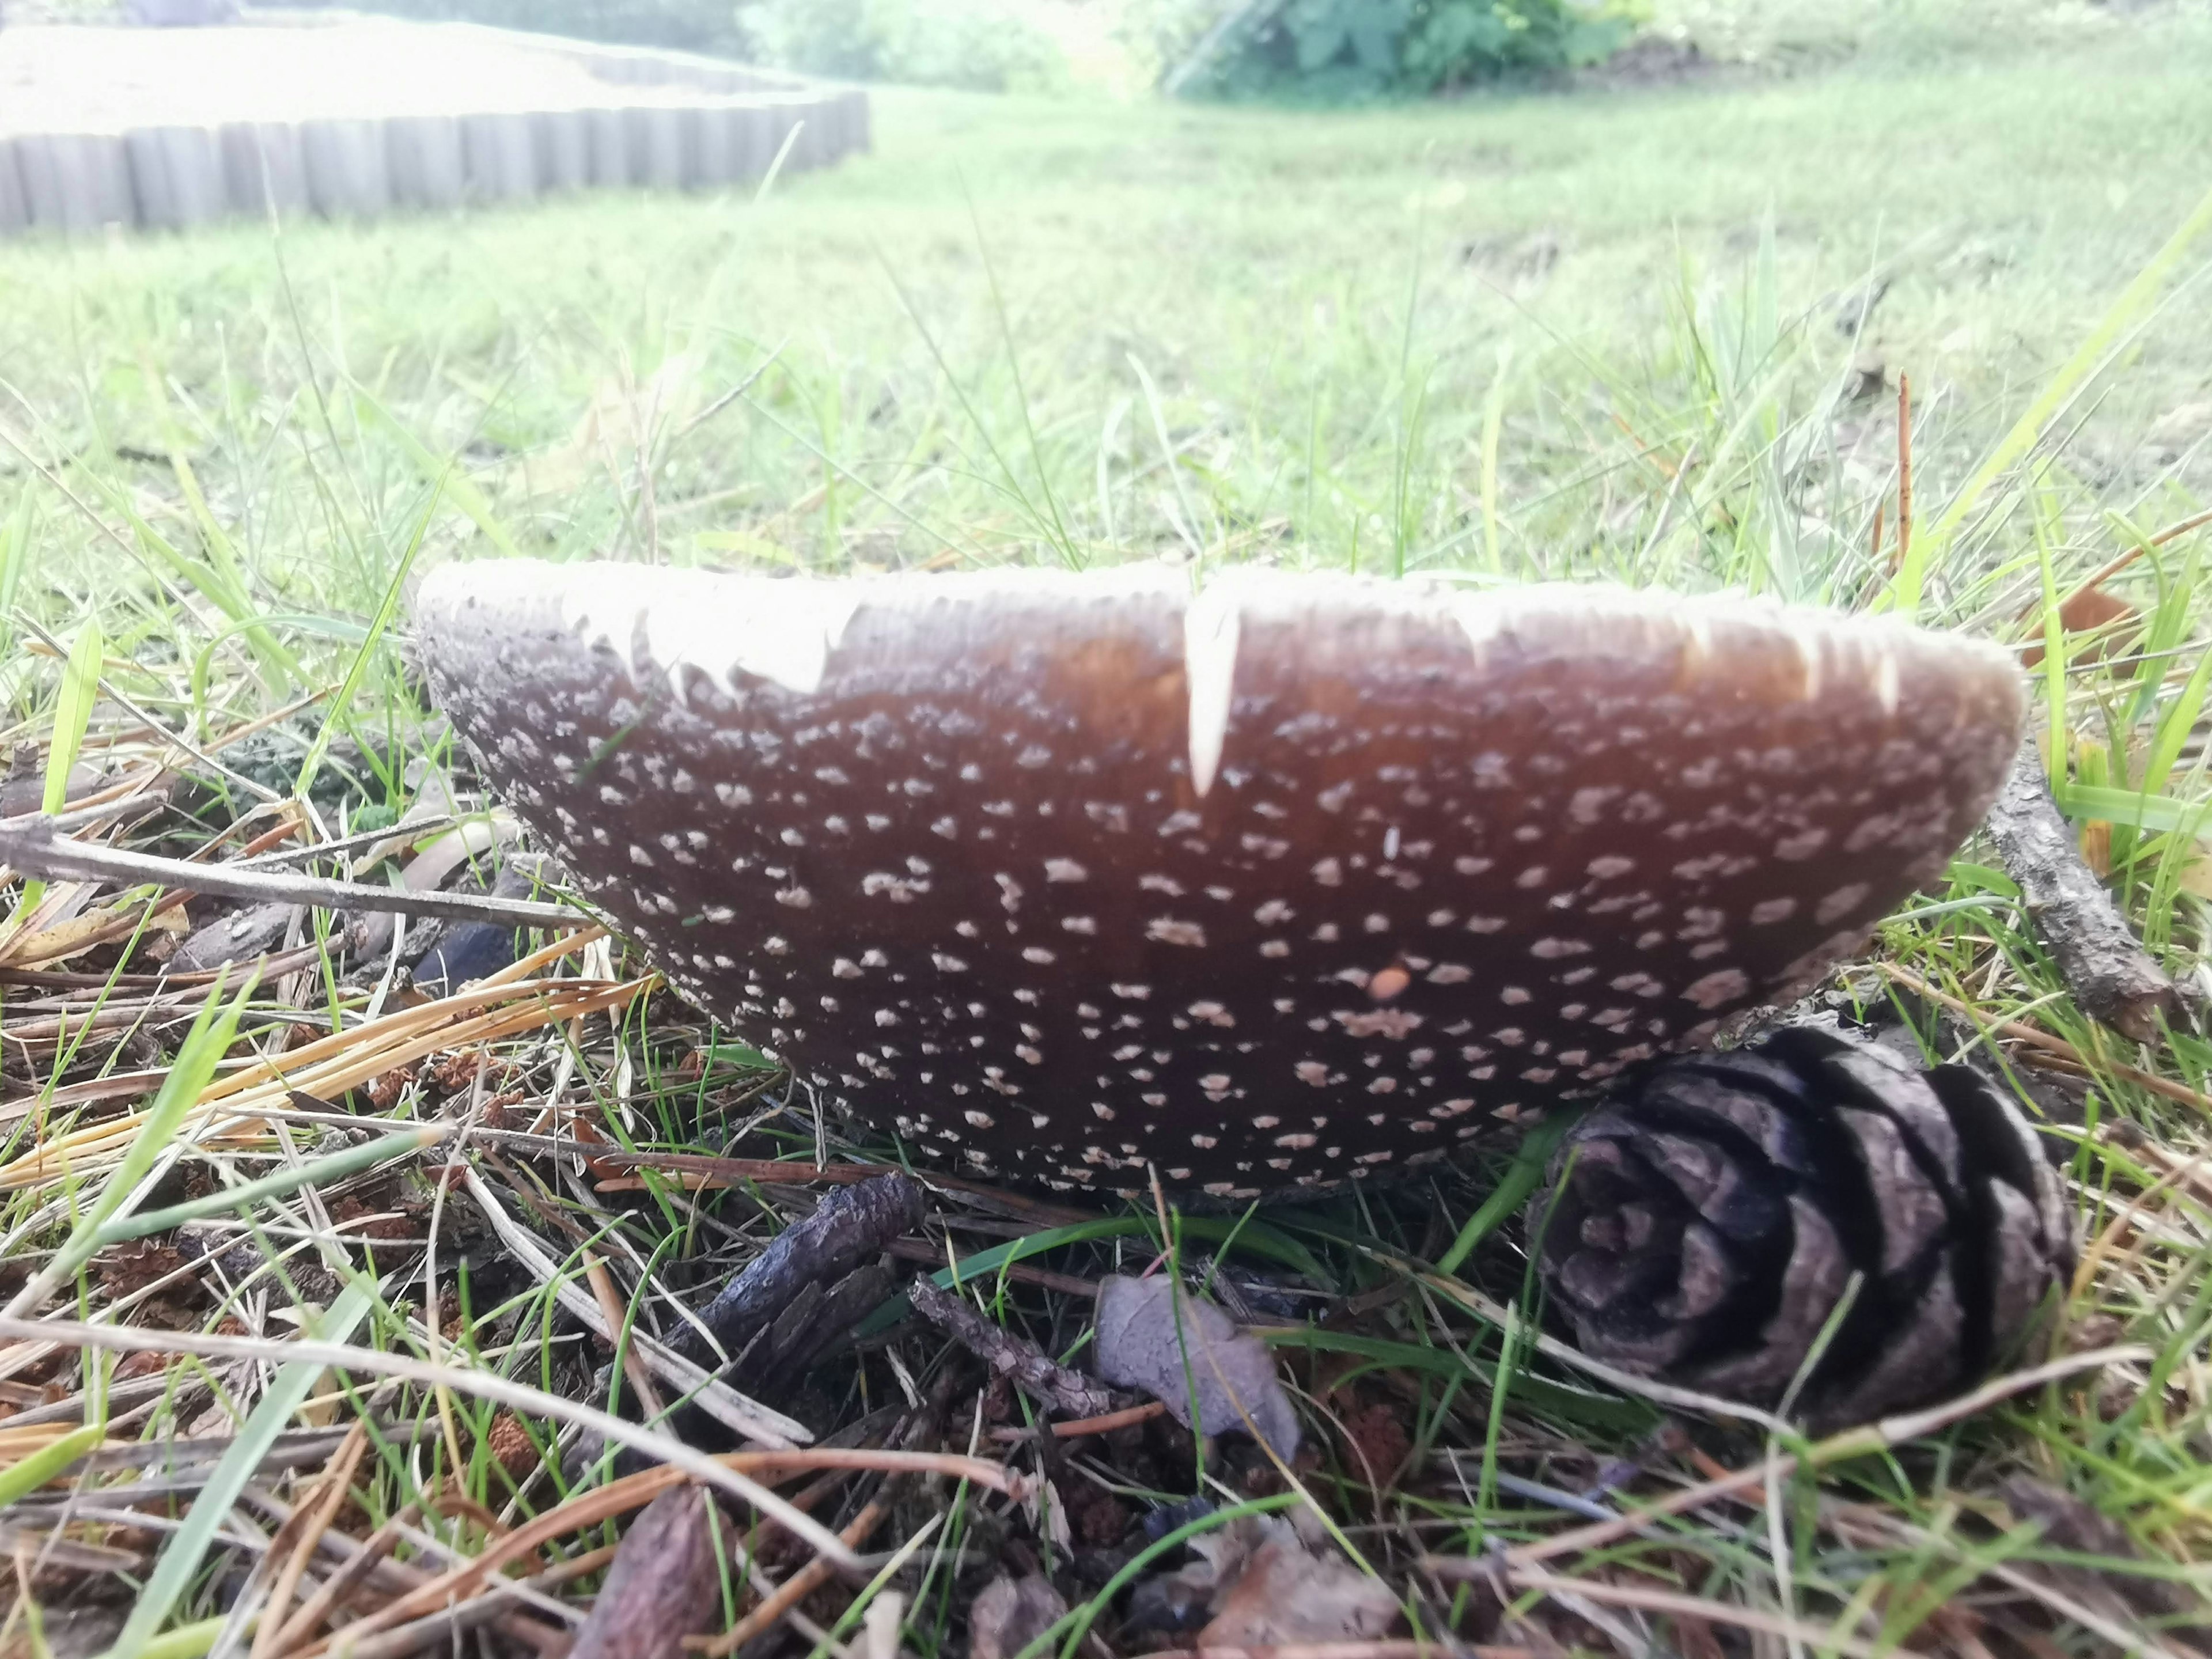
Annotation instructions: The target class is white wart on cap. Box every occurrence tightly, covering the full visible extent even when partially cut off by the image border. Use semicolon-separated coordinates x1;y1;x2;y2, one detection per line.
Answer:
413;562;2025;1200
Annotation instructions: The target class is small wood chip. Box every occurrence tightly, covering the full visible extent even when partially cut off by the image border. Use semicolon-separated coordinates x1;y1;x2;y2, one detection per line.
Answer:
570;1485;726;1659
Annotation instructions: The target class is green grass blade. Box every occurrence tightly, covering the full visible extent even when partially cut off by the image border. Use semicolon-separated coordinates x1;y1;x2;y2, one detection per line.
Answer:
13;618;105;916
94;1127;445;1245
1887;176;2212;613
350;387;524;561
0;970;256;1320
43;620;105;816
0;484;33;667
0;1420;105;1510
293;477;441;799
1480;343;1512;573
1433;1107;1578;1278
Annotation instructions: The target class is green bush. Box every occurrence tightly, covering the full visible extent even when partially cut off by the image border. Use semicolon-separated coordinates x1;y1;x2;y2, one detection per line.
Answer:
737;0;1067;90
1173;0;1642;96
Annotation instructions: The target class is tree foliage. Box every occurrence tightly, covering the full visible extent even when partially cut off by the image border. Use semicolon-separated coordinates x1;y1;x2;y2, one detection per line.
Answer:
1175;0;1642;96
737;0;1067;91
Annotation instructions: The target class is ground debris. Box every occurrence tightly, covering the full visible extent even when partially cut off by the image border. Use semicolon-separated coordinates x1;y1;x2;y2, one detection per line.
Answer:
1124;1513;1399;1650
1094;1274;1300;1457
1997;1475;2212;1633
171;899;300;974
570;1485;726;1659
970;1573;1070;1659
698;1179;915;1400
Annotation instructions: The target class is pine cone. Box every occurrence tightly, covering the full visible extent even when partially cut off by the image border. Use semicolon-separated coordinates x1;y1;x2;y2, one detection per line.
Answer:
1531;1027;2075;1432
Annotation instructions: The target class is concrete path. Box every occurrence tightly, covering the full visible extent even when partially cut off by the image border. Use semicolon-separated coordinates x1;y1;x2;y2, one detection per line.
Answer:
0;13;868;236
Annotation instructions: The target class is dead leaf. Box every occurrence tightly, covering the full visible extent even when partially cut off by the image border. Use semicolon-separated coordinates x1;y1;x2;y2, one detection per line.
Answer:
1338;1396;1412;1493
2079;818;2112;879
1094;1274;1300;1456
1126;1514;1400;1649
1;891;190;970
2020;584;2142;674
969;1574;1067;1659
1199;1519;1400;1647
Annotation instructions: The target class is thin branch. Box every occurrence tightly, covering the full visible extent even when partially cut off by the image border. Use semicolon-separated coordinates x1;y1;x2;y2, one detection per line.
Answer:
0;814;582;926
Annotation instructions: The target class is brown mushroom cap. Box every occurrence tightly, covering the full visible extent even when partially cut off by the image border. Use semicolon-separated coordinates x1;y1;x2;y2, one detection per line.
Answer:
412;561;2025;1200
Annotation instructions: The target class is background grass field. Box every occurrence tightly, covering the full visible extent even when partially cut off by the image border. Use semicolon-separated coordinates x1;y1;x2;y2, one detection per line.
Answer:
2;0;2211;1652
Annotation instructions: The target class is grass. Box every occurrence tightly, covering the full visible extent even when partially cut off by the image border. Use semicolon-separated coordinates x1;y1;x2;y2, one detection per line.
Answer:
1;0;2210;1653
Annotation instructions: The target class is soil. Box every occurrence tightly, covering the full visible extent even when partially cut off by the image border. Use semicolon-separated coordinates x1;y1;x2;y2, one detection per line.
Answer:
1572;33;1734;91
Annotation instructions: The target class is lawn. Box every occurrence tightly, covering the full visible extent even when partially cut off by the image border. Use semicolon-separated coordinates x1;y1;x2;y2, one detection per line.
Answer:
2;0;2211;1652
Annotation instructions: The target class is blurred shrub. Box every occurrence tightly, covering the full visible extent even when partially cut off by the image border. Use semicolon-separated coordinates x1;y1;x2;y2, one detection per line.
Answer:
737;0;1067;89
1166;0;1642;95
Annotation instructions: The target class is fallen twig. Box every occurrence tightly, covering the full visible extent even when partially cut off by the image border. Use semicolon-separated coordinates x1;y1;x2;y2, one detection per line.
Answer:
0;813;582;927
910;1275;1116;1418
1984;741;2194;1041
263;1502;423;1656
581;1147;1096;1225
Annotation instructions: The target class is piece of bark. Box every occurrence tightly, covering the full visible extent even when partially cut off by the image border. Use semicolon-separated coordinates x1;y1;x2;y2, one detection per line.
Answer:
1986;742;2195;1041
591;1176;922;1452
172;901;301;975
732;1260;895;1389
683;1173;924;1363
908;1275;1115;1418
570;1486;725;1659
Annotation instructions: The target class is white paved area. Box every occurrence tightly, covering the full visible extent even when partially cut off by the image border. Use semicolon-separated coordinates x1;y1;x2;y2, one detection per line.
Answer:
0;16;716;134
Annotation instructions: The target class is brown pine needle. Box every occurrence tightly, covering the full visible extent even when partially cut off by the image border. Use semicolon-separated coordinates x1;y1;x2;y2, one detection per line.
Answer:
584;1248;666;1419
690;1498;892;1658
252;1421;371;1659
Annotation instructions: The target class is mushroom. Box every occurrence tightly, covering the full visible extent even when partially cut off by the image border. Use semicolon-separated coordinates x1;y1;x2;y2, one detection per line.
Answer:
412;562;2025;1200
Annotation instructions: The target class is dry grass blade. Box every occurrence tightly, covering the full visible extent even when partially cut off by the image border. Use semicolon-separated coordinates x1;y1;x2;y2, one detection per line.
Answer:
1;952;642;1192
251;1421;372;1659
461;1165;809;1446
1412;1343;2152;1578
0;1314;877;1572
1505;1566;1906;1659
690;1497;892;1658
281;1446;1016;1659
